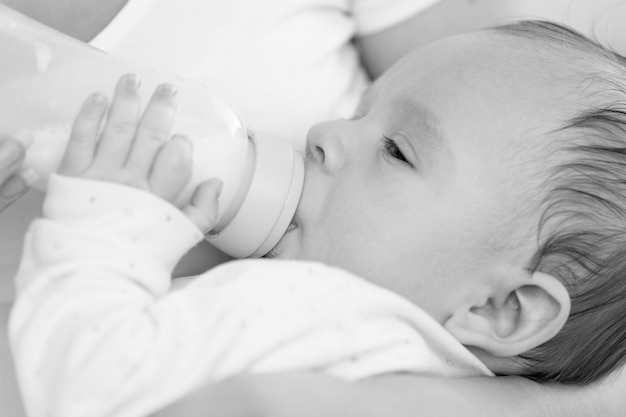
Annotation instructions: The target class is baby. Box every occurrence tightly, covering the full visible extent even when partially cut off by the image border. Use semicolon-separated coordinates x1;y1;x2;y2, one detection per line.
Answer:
9;20;626;417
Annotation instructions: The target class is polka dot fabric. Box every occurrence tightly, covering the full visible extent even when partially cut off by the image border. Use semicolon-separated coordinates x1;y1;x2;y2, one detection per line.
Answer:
10;174;490;417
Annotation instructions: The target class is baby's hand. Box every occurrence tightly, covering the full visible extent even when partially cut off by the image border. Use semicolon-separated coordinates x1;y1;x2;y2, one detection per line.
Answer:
58;74;221;233
0;138;35;212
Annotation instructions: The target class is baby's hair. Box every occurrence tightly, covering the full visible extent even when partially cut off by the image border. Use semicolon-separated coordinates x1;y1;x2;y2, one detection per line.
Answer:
494;20;626;384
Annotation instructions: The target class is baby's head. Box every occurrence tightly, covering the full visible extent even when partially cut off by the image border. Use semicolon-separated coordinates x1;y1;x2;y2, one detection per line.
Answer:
275;21;626;384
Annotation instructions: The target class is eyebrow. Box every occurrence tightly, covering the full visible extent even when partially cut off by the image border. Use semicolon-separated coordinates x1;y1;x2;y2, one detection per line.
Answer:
393;95;451;166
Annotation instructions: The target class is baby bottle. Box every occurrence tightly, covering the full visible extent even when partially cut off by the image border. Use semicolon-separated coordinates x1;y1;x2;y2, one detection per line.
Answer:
0;5;304;259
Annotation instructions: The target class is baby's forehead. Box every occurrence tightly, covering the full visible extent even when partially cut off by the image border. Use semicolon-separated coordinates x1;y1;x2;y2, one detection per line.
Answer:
396;28;586;87
372;38;560;109
396;32;592;117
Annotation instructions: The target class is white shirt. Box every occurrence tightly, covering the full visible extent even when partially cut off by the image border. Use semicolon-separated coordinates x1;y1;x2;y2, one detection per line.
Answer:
90;0;440;149
10;174;490;417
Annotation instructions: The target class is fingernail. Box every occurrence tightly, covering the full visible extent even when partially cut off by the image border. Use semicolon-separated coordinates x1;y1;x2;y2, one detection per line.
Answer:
157;83;178;98
124;73;141;93
213;179;223;196
19;168;39;187
172;134;193;150
89;92;108;106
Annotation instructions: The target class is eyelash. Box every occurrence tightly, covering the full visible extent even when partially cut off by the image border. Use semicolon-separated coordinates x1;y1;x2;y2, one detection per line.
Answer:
382;135;413;167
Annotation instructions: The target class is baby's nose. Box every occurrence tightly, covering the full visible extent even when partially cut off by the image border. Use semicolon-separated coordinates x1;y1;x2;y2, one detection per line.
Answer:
305;122;346;173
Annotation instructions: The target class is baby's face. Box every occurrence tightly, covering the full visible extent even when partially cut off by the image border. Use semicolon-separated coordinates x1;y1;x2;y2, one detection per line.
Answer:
275;31;572;321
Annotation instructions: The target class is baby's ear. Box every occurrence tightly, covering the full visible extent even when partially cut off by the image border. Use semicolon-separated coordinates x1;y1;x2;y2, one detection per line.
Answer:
443;272;570;357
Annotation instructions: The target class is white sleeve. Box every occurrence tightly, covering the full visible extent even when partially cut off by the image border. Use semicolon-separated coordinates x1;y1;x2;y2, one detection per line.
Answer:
9;174;208;417
9;174;490;417
352;0;442;36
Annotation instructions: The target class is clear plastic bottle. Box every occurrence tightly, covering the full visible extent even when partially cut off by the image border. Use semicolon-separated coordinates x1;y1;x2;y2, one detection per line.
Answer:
0;5;304;259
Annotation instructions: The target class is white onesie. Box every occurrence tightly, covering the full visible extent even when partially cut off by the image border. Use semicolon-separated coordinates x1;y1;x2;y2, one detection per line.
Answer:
89;0;441;149
10;174;490;417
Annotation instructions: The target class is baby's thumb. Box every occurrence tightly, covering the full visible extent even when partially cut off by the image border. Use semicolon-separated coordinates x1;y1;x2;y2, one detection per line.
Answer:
182;178;223;234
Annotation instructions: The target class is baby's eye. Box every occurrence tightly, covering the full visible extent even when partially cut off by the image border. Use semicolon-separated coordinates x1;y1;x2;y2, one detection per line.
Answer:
382;135;413;167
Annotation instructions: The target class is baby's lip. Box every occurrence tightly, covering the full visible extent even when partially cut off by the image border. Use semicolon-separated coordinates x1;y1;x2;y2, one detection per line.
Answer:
286;219;297;232
264;219;297;258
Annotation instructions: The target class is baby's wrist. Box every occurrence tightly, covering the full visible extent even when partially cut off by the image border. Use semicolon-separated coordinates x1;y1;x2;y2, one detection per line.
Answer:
44;174;204;271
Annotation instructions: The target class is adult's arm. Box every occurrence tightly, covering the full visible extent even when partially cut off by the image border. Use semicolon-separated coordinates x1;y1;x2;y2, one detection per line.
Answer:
152;368;624;417
358;0;626;79
0;0;126;41
356;0;508;79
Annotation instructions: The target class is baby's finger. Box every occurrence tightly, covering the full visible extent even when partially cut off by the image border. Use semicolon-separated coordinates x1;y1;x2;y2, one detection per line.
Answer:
59;92;107;175
93;74;142;169
125;83;178;176
149;135;193;202
0;139;25;183
182;179;222;234
0;169;38;212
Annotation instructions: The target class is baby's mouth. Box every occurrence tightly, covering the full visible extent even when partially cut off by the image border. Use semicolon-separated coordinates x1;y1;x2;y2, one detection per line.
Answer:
286;220;297;232
265;219;297;258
